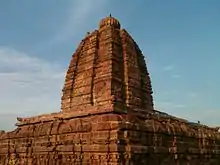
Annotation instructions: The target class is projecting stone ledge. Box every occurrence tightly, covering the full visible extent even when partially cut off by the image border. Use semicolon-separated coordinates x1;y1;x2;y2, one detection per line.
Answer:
15;105;114;126
15;103;154;126
14;106;220;140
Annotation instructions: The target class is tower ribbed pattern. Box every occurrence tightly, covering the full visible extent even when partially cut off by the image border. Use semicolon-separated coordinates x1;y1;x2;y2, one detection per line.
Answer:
61;16;154;113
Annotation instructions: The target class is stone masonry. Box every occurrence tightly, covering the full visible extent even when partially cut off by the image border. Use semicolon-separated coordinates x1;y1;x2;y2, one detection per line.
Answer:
0;16;220;165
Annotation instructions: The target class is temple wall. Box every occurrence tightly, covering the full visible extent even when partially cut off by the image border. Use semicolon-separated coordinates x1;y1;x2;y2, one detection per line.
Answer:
1;113;220;165
0;114;121;165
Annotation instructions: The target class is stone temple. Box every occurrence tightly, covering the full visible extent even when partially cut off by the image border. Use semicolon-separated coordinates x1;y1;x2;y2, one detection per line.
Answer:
0;16;220;165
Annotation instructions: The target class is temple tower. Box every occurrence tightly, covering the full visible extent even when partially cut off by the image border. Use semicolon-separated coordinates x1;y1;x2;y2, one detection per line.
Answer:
61;15;154;114
1;15;220;165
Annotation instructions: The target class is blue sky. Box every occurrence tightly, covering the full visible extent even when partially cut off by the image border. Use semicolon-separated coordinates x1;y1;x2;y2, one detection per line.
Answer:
0;0;219;130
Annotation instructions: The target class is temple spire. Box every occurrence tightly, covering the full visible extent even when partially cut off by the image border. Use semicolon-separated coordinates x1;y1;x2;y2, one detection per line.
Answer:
61;16;154;113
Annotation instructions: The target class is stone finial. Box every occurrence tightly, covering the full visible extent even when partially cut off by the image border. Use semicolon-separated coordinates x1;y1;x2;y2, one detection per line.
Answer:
99;15;120;29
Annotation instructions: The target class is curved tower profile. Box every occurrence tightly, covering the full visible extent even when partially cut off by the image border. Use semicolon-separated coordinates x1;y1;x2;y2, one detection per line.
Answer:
61;15;154;114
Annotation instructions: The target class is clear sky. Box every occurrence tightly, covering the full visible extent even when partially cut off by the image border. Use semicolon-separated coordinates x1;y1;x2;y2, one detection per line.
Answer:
0;0;219;130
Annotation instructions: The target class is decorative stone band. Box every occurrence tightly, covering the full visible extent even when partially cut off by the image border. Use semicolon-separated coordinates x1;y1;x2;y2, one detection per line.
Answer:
15;107;220;138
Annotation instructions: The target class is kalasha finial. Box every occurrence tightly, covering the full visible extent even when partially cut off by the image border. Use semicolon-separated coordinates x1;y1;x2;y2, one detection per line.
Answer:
99;14;120;29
